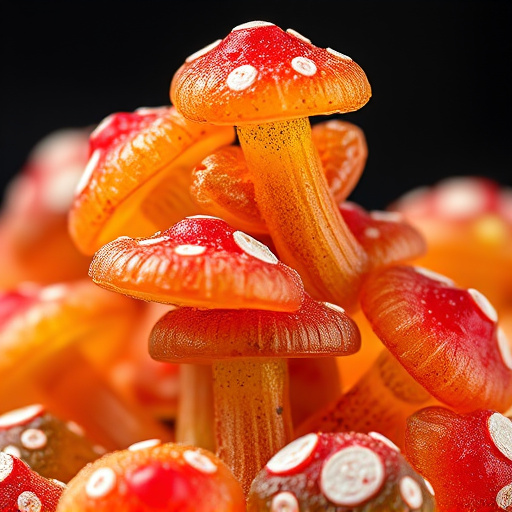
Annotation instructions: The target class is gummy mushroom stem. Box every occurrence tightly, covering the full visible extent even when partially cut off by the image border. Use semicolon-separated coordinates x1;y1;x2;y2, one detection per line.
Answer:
237;119;367;308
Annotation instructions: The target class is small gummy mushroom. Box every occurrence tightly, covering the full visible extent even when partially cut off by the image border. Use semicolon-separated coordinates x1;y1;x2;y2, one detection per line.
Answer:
56;440;246;512
247;431;436;511
69;106;235;255
0;280;172;450
0;404;102;483
360;265;512;413
405;407;512;512
0;452;64;512
171;21;372;310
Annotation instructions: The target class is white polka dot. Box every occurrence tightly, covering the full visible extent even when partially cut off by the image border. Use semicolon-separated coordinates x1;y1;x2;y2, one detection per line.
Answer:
291;56;317;76
370;210;404;223
75;148;101;196
271;491;299;511
468;288;498;323
137;236;169;246
497;327;512;370
364;227;381;239
186;215;223;220
286;28;311;44
186;39;221;63
413;266;455;286
226;65;258;91
128;439;161;451
423;478;435;496
86;467;117;498
400;476;423;509
320;446;384;506
326;48;352;61
174;245;207;256
42;165;83;213
38;284;67;302
0;452;14;482
233;231;278;264
17;491;42;512
0;405;44;428
368;431;400;452
323;302;345;314
435;178;486;218
21;429;47;450
488;413;512;461
266;433;318;474
51;478;67;489
3;445;21;458
496;483;512;510
183;450;217;474
232;21;274;31
66;421;85;437
91;114;115;140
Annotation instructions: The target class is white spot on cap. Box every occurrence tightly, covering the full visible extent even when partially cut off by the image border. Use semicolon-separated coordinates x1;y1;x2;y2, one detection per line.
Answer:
42;165;83;213
271;491;299;511
266;433;318;474
468;288;498;323
21;429;47;450
38;284;67;302
233;231;278;264
174;244;207;256
326;48;353;61
3;445;21;458
497;327;512;370
86;467;117;498
370;210;404;223
0;405;44;429
320;445;385;506
66;421;85;437
435;178;486;218
368;431;400;452
232;21;274;31
488;413;512;461
137;236;169;246
17;491;42;512
496;483;512;510
423;478;435;496
364;227;381;239
186;215;223;220
227;65;258;91
286;28;311;44
400;476;423;509
413;266;455;286
183;450;217;474
128;439;161;451
323;302;345;314
75;148;101;196
0;452;14;482
186;39;221;63
291;56;317;76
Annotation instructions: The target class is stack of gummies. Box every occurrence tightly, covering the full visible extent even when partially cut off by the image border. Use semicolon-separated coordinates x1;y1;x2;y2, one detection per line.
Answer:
1;20;511;512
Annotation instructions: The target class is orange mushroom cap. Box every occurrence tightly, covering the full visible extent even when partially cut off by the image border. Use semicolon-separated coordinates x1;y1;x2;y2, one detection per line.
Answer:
89;216;304;312
171;21;371;125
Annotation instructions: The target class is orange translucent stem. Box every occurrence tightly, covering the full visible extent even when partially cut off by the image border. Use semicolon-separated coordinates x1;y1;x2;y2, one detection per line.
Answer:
237;119;368;310
175;363;215;452
213;358;293;495
295;350;437;449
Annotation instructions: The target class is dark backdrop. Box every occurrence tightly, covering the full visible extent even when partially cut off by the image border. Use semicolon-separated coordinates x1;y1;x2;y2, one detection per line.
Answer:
1;1;510;210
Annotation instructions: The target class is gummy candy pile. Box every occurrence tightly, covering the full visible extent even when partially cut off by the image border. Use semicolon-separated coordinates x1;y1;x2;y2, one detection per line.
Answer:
0;21;511;512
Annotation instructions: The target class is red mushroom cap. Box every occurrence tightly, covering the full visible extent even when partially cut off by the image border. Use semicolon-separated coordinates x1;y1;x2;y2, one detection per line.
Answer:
360;265;512;412
89;216;304;312
171;21;371;125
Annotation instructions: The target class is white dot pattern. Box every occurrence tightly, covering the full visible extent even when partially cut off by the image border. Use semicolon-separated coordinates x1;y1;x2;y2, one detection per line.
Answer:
488;413;512;461
0;405;44;428
320;446;384;506
21;429;47;450
286;28;311;44
423;478;435;496
266;433;318;474
291;56;317;76
174;245;207;256
17;491;42;512
233;231;278;264
232;21;274;31
323;302;345;314
3;445;21;458
0;452;13;482
370;210;404;222
399;476;423;509
468;288;498;323
271;491;300;511
186;39;221;63
413;266;455;286
226;65;258;91
326;48;352;60
137;236;169;246
66;421;85;437
364;227;381;239
183;450;217;474
128;439;161;451
368;431;400;452
496;483;512;510
86;467;117;498
497;327;512;370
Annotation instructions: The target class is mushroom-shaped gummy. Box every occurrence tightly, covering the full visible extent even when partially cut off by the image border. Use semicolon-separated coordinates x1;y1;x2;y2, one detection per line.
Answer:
0;404;102;483
69;106;235;255
56;440;246;512
0;280;171;449
247;431;435;511
360;265;512;412
0;452;64;512
171;21;371;309
405;407;512;512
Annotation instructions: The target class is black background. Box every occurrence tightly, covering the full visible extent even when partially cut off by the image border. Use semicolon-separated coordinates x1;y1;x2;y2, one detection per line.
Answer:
1;1;510;210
